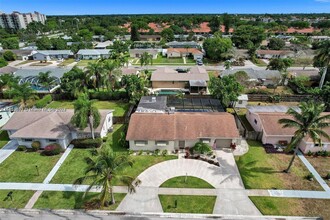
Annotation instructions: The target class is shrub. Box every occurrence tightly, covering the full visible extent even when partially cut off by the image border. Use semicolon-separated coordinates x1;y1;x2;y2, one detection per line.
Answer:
191;142;212;154
42;143;62;156
161;150;168;156
16;145;26;151
321;150;330;157
128;150;134;155
71;138;102;148
306;173;314;181
31;141;41;151
138;150;143;155
154;149;160;156
146;150;151;155
307;151;313;156
35;94;52;108
102;136;108;142
325;173;330;180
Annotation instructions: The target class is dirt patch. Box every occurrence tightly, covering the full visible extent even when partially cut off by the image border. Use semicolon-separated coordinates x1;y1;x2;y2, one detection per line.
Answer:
307;156;330;187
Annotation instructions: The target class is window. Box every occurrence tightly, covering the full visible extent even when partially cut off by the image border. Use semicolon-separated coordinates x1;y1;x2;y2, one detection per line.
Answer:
156;141;169;146
238;100;243;104
200;138;211;144
48;139;57;142
134;140;148;146
23;138;33;142
108;117;111;122
254;119;258;125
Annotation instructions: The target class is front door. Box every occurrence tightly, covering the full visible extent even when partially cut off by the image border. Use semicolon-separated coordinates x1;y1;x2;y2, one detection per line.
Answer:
179;141;185;149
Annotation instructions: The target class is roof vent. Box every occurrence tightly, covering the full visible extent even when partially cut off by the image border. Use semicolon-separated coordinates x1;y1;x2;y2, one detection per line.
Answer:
151;97;156;102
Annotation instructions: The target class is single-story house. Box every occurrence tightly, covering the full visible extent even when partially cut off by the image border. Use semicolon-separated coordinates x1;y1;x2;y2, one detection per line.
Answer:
245;105;330;153
288;69;320;82
234;94;248;108
166;48;203;60
220;68;282;86
129;49;159;59
94;41;113;49
33;50;74;61
140;35;161;41
126;112;240;151
151;66;209;94
121;67;140;76
309;36;330;42
0;66;17;75
2;50;36;60
166;41;200;49
77;49;111;60
2;109;114;149
256;50;295;59
0;102;18;127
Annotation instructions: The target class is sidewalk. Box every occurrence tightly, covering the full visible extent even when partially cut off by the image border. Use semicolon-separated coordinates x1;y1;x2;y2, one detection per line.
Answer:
0;140;18;164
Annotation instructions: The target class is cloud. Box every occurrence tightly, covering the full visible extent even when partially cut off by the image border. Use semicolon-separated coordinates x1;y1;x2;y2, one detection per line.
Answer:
315;0;330;2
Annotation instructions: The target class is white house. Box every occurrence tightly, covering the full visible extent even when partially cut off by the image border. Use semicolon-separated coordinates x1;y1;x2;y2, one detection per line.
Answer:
2;109;113;149
166;48;203;60
245;106;330;153
129;49;159;59
234;94;248;108
126;112;240;151
33;50;73;61
76;49;111;60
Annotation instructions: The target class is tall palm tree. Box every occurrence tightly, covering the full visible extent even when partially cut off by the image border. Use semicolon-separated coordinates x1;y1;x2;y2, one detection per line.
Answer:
71;93;101;139
38;71;54;92
9;83;38;108
0;73;19;93
103;60;121;92
139;52;153;68
74;147;141;207
279;102;330;173
86;61;104;91
314;40;330;89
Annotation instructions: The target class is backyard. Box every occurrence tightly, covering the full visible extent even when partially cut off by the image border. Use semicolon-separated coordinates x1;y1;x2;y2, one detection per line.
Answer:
0;130;9;149
306;156;330;187
235;141;322;190
0;151;61;183
0;190;35;208
46;100;130;117
152;56;185;64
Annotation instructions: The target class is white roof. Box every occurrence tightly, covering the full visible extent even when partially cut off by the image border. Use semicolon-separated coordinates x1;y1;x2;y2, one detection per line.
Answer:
77;49;111;55
238;94;248;101
247;105;300;113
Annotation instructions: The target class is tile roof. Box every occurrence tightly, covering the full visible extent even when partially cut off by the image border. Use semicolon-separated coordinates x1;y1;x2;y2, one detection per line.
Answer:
126;112;240;141
221;68;281;80
151;66;209;82
77;49;111;55
167;48;203;55
2;109;112;139
256;50;294;55
129;49;159;55
0;66;18;74
285;27;317;34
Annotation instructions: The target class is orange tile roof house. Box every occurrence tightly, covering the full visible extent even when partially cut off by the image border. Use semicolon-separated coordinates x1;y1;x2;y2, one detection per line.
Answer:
246;106;330;153
126;112;240;151
166;48;203;60
2;109;114;149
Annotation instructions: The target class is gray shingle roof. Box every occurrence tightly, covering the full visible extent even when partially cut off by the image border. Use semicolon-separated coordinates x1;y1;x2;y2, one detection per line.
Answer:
221;68;281;80
77;49;111;55
36;50;73;55
151;66;209;82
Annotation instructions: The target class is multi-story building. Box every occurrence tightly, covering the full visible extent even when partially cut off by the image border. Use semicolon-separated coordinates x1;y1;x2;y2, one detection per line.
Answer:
0;11;46;29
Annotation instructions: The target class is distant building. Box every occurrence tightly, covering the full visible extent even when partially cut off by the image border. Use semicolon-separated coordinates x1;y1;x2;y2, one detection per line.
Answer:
76;49;112;60
0;11;46;29
32;50;73;61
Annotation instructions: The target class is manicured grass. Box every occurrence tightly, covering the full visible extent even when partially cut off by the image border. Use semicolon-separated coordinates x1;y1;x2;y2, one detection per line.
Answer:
34;191;125;210
250;197;330;220
29;62;52;66
0;190;35;208
235;141;322;190
0;151;61;183
51;124;177;185
46;100;130;117
185;58;195;64
58;58;75;66
159;195;216;214
0;130;9;149
153;56;184;64
160;176;214;189
254;59;268;67
75;60;96;67
307;156;330;186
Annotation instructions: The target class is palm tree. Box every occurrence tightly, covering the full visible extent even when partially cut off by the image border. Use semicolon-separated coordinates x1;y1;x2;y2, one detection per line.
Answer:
0;73;19;93
86;61;104;91
9;83;38;108
74;147;141;207
314;40;330;89
103;60;121;92
279;102;330;173
140;52;153;69
38;71;54;92
71;93;101;139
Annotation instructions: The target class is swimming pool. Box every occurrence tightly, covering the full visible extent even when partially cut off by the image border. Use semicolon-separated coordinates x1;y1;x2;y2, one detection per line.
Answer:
155;89;187;96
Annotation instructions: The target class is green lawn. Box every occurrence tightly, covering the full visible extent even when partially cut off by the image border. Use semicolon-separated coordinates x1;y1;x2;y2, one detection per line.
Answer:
254;59;268;67
51;124;177;185
159;195;216;214
75;60;97;67
250;197;330;220
46;100;130;117
0;190;35;208
185;58;196;64
58;58;75;66
153;56;184;64
0;151;61;183
0;130;9;149
235;141;322;190
160;176;214;189
34;191;125;210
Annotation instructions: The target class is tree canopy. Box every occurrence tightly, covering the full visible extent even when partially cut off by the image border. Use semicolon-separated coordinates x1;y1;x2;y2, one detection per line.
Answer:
232;25;266;49
203;37;233;61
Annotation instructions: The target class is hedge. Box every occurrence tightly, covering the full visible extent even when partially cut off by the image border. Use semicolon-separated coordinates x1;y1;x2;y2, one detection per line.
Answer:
42;143;62;156
31;141;41;151
71;138;102;148
35;94;53;108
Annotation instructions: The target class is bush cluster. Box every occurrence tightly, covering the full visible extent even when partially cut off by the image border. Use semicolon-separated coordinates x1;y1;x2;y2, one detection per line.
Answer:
16;145;26;151
35;94;52;108
71;138;102;148
42;143;62;156
31;141;41;151
307;150;330;157
89;91;128;101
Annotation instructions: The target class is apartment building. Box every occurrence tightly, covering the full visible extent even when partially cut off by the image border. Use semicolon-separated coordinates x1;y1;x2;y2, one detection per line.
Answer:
0;11;46;29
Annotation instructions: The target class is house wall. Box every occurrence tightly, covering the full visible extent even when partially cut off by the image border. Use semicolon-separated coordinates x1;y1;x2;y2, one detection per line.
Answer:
129;140;175;151
33;53;50;61
193;54;203;60
261;134;293;145
152;81;186;89
234;100;248;108
167;52;181;58
100;112;113;138
78;54;101;60
298;140;330;153
246;111;263;132
15;135;72;149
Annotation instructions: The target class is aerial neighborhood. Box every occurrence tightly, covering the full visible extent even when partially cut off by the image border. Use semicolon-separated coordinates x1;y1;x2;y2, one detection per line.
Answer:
0;6;330;220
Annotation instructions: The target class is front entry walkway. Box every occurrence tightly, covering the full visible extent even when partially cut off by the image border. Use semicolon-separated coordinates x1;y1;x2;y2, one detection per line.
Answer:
0;140;18;164
117;150;261;216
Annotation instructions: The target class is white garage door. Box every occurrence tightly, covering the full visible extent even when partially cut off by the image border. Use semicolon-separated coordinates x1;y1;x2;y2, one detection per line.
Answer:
216;139;232;148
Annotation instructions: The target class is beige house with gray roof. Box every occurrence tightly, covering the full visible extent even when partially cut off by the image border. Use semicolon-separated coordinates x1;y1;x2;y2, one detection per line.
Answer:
2;109;113;149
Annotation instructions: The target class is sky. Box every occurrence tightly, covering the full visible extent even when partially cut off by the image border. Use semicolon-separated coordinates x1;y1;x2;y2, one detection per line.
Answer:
0;0;330;15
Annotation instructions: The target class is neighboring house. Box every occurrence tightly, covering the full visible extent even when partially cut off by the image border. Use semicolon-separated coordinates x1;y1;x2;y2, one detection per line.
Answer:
0;102;18;127
2;49;36;60
0;66;18;75
245;105;330;153
33;50;74;61
126;112;240;151
289;69;320;82
2;109;114;149
94;41;113;49
121;67;140;76
309;36;330;42
151;66;209;94
76;49;111;60
166;41;200;49
220;68;282;86
166;48;203;60
140;35;161;41
129;49;159;59
256;50;294;59
234;94;249;108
